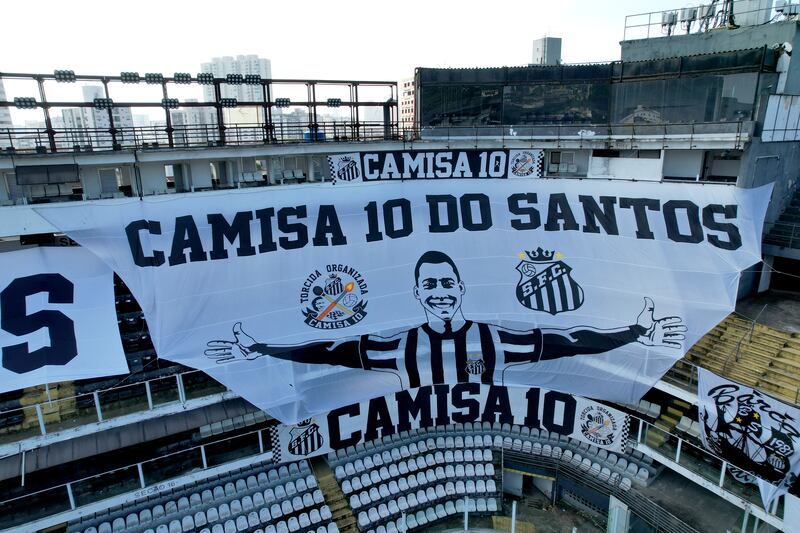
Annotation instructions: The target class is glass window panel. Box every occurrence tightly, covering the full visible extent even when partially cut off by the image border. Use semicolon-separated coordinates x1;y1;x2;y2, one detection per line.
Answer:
71;465;140;507
42;394;98;434
98;382;149;420
142;448;204;486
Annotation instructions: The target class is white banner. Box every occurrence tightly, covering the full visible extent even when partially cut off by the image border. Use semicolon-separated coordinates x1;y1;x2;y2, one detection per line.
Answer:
273;384;631;462
34;180;770;423
0;247;128;392
698;368;800;510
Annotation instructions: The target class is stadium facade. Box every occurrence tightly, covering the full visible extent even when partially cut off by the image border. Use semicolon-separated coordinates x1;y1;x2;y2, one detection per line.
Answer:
0;4;800;533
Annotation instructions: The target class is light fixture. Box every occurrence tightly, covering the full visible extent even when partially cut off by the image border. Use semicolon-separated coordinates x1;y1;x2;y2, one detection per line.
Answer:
173;73;192;84
13;97;37;109
220;98;238;108
197;73;215;85
120;72;140;83
162;98;180;109
93;97;114;109
327;98;342;107
145;73;164;84
226;74;243;85
275;98;291;108
244;74;262;85
54;70;76;82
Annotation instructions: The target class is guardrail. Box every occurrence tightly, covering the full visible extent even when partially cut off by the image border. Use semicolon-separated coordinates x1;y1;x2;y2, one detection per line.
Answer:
0;426;273;530
0;368;227;447
623;4;783;41
0;409;779;531
0;120;750;155
502;449;698;533
764;221;800;250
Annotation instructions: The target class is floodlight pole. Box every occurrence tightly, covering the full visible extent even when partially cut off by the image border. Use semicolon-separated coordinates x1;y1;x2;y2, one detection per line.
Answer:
36;76;57;153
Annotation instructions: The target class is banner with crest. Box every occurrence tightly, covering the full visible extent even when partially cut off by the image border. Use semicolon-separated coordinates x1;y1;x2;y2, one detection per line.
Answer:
34;179;770;423
698;368;800;510
271;384;630;463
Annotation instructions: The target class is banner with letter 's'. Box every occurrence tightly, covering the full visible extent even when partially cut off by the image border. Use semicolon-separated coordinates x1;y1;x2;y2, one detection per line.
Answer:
698;368;800;511
271;384;631;463
35;179;770;423
0;247;128;393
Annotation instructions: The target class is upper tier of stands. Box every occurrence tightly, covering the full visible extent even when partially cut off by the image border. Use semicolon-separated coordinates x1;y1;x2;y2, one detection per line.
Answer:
681;314;800;404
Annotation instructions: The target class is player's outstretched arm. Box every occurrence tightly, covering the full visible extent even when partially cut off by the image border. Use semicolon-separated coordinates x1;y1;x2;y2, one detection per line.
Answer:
539;297;686;361
204;322;363;368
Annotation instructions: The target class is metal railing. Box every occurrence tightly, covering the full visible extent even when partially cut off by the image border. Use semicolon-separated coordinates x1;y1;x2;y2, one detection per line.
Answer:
503;449;698;533
633;419;771;516
623;3;785;41
0;368;227;447
0;408;779;531
0;120;751;156
763;221;800;250
0;426;272;530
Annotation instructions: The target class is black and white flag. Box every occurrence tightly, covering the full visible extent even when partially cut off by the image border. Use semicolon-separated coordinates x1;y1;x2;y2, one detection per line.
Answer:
698;368;800;510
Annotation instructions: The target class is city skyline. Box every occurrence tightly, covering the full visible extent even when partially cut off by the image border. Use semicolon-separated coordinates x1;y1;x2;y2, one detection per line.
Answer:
1;0;680;79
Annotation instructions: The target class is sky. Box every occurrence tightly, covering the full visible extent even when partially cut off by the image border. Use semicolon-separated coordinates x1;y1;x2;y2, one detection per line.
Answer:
1;0;681;122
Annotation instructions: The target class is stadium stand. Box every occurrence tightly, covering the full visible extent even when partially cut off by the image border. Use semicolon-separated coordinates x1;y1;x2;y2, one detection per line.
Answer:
684;314;800;404
764;185;800;250
68;460;338;533
328;421;656;531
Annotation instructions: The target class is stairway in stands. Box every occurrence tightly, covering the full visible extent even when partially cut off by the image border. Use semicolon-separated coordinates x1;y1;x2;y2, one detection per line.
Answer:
311;456;358;532
764;186;800;249
685;314;800;404
645;397;692;449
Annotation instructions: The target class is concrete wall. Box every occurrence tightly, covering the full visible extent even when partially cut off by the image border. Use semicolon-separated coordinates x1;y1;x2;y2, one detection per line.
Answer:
502;471;523;496
588;155;663;181
187;160;213;190
137;162;168;195
663;150;704;179
532;476;553;499
738;137;800;223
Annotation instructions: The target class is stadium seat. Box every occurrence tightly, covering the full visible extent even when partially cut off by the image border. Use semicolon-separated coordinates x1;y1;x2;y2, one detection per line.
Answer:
169;520;182;533
281;500;292;515
320;505;332;521
182;516;195;531
230;499;242;515
207;507;220;523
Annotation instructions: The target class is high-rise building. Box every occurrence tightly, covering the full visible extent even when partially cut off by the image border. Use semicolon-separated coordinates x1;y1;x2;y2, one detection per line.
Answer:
200;55;272;103
531;36;562;65
399;77;416;129
0;79;12;129
59;86;134;148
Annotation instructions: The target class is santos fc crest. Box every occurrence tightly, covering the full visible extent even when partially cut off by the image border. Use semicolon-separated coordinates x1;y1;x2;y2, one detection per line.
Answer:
516;248;584;315
288;419;324;456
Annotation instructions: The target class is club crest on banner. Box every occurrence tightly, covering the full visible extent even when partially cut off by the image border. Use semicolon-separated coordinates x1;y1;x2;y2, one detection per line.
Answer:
327;153;362;184
287;418;324;457
702;382;799;485
515;248;584;315
508;149;543;178
579;405;620;447
300;265;368;329
465;354;486;376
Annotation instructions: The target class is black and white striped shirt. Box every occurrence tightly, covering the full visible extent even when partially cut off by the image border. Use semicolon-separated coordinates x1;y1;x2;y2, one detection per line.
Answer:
355;321;543;389
264;321;641;388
